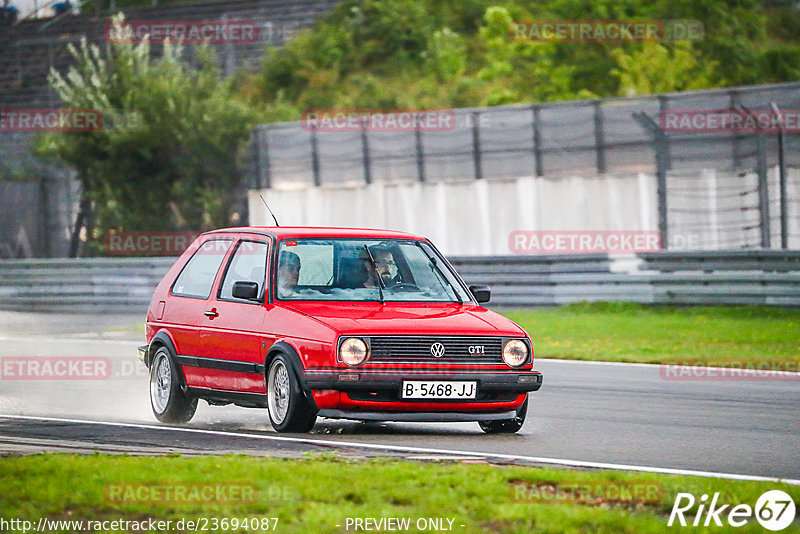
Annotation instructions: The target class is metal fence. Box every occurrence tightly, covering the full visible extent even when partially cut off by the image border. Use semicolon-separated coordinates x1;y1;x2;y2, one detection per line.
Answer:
0;0;340;107
250;82;800;188
0;131;78;258
2;252;798;312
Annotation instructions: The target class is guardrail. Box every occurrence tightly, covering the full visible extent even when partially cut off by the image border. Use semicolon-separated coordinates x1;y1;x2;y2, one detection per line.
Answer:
1;251;799;313
0;257;175;313
451;251;800;307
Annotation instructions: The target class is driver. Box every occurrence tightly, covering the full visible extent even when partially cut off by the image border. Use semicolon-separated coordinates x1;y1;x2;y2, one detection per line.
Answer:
362;246;399;288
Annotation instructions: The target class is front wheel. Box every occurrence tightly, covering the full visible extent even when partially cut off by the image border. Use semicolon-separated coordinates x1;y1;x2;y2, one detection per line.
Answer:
149;348;197;424
267;354;317;433
479;396;527;434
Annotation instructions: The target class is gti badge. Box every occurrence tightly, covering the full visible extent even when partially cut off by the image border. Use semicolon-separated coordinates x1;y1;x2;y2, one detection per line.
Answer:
430;342;446;358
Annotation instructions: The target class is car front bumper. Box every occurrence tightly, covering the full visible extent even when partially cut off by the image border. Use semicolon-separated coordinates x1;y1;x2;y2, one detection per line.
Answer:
303;369;542;392
302;369;541;416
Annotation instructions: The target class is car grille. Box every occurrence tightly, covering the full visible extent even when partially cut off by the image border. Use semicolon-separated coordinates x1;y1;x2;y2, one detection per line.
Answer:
368;336;505;364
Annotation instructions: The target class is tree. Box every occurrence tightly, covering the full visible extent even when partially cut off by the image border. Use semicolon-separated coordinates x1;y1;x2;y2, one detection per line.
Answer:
611;42;717;96
36;15;254;256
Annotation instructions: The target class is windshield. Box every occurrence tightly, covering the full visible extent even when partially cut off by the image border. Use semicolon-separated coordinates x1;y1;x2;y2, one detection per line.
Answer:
275;239;471;303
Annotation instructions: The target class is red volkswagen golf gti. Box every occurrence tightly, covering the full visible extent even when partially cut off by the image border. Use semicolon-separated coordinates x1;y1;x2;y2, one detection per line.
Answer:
138;227;542;433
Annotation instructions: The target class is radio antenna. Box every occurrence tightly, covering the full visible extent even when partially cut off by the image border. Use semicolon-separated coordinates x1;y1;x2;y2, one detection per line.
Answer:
258;193;280;227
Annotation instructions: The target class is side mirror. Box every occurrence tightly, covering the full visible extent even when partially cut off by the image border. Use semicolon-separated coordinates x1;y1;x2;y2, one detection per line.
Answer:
232;281;260;301
469;284;491;304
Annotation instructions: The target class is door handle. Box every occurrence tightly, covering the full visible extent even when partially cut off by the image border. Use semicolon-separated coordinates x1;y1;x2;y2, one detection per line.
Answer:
204;309;219;318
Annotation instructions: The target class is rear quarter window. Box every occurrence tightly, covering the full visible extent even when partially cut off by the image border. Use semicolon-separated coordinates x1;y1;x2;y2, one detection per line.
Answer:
171;239;233;299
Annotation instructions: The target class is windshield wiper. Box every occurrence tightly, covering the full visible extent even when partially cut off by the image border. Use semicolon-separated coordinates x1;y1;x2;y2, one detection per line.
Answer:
415;242;463;305
363;245;385;304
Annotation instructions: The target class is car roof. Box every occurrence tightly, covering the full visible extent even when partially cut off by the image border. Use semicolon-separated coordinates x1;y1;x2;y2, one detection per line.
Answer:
204;226;425;240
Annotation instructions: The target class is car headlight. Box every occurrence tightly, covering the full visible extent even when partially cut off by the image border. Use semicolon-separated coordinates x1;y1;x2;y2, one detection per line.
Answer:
340;337;369;366
503;339;528;368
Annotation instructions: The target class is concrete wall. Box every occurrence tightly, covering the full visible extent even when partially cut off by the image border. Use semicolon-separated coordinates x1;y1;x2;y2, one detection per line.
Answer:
249;173;658;256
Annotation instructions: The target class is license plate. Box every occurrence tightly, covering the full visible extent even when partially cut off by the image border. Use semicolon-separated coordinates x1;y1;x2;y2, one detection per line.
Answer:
401;381;477;399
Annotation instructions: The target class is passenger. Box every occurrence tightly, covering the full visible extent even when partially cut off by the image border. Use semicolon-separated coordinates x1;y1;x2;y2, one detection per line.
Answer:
362;246;399;288
277;251;301;298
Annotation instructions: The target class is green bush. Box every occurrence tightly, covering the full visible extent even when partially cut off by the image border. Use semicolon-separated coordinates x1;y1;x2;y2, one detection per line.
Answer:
36;15;255;249
244;0;798;112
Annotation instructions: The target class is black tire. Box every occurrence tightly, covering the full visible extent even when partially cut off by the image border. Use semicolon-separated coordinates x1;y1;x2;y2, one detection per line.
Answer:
266;353;317;433
479;396;528;434
149;347;197;424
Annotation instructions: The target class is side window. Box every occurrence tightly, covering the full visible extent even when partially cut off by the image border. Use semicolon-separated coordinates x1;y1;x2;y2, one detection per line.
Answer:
276;241;334;299
171;239;233;299
219;240;269;301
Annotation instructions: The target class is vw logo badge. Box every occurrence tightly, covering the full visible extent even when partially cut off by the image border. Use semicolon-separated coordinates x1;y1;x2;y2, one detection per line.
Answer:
430;342;446;358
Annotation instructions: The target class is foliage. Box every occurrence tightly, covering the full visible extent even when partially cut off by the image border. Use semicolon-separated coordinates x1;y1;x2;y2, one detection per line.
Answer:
243;0;799;114
611;42;717;96
36;15;254;243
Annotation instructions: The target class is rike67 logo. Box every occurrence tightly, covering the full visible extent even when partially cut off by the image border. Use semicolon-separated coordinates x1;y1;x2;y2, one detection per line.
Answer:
668;490;796;530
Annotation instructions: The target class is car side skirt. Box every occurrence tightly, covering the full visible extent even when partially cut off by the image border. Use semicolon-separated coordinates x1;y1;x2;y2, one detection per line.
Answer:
175;354;266;375
187;387;269;409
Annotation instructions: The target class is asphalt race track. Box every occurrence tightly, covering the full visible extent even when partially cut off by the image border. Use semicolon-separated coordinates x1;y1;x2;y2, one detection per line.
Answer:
0;311;798;483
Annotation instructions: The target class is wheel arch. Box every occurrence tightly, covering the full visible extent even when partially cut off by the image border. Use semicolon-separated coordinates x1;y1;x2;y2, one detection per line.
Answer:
265;341;318;411
148;331;189;393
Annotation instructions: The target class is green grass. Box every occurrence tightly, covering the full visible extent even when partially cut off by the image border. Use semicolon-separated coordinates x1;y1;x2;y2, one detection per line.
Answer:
502;303;800;365
1;454;798;533
113;303;799;366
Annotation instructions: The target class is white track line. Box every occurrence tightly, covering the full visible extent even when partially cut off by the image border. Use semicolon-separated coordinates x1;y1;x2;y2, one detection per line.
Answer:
539;358;800;376
2;414;798;486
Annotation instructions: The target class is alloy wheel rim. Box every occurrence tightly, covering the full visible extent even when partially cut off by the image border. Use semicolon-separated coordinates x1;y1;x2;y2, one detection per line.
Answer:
150;354;171;414
268;361;290;424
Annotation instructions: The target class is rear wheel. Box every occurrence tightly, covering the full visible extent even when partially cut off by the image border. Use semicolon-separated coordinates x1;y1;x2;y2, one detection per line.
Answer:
149;348;197;424
267;354;317;433
479;396;527;434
